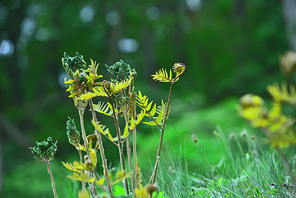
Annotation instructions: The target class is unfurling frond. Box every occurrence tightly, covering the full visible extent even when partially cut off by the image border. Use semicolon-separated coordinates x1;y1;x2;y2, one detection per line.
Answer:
239;94;264;109
151;68;172;83
152;62;186;83
172;62;186;82
267;82;296;106
105;60;132;81
93;101;114;117
66;117;80;148
29;137;58;162
62;52;86;79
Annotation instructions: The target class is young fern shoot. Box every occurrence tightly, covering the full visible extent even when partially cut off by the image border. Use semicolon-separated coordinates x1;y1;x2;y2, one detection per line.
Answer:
60;52;186;197
30;137;58;198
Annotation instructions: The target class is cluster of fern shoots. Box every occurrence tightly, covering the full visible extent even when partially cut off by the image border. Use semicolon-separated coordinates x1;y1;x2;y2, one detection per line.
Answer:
30;52;186;198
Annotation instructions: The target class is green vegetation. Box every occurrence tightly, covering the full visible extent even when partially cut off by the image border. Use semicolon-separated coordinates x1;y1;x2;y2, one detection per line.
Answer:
1;1;295;198
22;51;296;197
37;52;185;197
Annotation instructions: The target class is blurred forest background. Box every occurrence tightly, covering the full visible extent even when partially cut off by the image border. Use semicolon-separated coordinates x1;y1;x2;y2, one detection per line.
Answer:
1;0;296;197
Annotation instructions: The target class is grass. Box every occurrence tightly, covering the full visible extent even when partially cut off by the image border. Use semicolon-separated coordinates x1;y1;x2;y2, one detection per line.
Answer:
155;127;296;198
2;98;296;197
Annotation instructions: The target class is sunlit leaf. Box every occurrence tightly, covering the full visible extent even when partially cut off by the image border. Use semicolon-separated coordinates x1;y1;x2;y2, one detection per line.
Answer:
78;189;90;198
149;104;157;116
96;178;105;186
67;172;95;183
123;123;129;138
142;120;158;126
156;109;164;124
151;68;172;83
130;117;135;130
62;161;81;173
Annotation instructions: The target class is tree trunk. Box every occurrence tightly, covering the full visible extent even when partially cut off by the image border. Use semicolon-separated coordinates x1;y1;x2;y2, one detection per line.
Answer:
282;0;296;51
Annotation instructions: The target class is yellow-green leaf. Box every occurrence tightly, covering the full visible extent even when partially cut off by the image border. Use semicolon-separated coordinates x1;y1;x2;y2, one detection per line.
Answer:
123;123;129;138
78;189;90;198
149;103;157;116
136;110;145;125
146;101;153;111
62;161;81;173
142;120;157;126
96;178;105;186
89;149;97;169
67;172;95;183
130;117;135;130
79;92;97;100
156;109;164;124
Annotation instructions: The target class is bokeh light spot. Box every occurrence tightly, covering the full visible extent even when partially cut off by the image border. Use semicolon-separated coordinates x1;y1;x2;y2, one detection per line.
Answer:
58;72;70;87
118;38;138;53
106;11;119;26
0;40;14;57
146;7;160;21
80;5;95;23
186;0;202;11
35;28;49;41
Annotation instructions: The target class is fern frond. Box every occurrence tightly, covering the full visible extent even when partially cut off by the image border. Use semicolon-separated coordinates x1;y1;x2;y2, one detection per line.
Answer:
93;101;114;117
91;119;116;143
267;82;296;105
113;78;131;94
62;161;81;173
172;62;186;82
67;172;95;183
151;68;172;83
66;117;80;148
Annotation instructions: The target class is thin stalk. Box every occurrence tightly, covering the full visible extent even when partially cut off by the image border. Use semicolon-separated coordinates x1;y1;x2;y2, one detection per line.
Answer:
45;155;58;198
150;82;174;184
123;102;135;192
78;108;90;159
78;103;97;196
107;96;129;194
133;128;139;188
76;144;85;191
276;147;296;187
126;137;134;191
89;99;113;197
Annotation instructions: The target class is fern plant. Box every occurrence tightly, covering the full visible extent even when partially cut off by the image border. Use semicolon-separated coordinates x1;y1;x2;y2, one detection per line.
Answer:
238;51;296;188
60;52;185;197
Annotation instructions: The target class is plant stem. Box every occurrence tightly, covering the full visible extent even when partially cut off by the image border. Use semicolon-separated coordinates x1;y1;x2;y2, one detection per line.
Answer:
45;156;58;198
133;128;139;188
126;137;134;191
123;102;135;192
108;96;129;194
78;107;90;159
89;99;113;197
78;103;97;197
150;82;174;184
276;147;296;187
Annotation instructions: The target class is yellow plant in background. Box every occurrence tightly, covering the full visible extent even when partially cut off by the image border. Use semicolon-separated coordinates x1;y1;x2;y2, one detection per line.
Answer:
238;51;296;187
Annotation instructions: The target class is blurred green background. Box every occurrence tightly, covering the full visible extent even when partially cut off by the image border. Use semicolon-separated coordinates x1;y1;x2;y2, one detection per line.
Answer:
0;0;294;197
